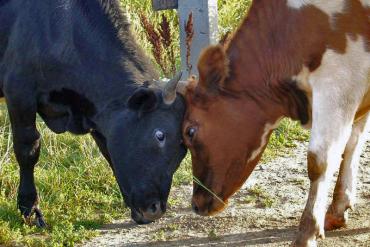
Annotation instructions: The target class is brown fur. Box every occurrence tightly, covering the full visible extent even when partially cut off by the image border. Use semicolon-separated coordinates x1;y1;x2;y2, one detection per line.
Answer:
183;0;370;216
307;151;327;182
197;46;229;92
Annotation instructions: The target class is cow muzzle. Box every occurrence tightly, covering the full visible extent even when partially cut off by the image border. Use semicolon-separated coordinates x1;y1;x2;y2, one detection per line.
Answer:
191;190;227;216
130;200;166;224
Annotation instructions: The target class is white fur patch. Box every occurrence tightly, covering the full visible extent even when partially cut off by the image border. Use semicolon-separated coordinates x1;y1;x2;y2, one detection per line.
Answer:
294;66;311;93
298;36;370;244
339;114;370;209
308;37;370;161
309;36;370;101
286;0;309;9
359;0;370;7
247;118;281;163
287;0;346;17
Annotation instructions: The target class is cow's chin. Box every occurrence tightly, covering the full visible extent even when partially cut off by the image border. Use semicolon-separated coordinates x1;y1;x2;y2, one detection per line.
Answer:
130;209;154;225
206;200;228;216
192;193;228;216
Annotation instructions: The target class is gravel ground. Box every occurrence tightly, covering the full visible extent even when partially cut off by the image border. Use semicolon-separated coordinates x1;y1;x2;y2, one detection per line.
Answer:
84;138;370;247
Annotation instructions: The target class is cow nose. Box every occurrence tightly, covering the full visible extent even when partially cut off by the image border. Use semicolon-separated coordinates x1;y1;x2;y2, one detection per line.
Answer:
149;201;161;214
192;201;199;214
191;195;211;216
141;200;164;221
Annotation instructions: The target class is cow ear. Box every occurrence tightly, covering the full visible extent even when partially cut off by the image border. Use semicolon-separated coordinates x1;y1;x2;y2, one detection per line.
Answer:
127;88;158;114
198;45;229;91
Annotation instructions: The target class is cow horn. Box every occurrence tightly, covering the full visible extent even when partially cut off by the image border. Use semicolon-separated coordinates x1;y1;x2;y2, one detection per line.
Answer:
163;71;183;105
176;80;190;96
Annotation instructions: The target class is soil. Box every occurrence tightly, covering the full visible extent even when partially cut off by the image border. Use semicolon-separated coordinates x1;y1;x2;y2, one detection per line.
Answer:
84;138;370;247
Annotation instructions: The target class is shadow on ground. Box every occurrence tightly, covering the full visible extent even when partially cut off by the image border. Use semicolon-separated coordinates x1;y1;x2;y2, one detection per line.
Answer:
120;227;370;247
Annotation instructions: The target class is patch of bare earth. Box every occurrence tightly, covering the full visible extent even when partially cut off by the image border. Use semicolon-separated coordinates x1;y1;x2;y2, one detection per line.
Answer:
84;139;370;247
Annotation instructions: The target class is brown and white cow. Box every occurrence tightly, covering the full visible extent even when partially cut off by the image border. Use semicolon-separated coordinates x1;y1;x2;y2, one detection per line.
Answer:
181;0;370;246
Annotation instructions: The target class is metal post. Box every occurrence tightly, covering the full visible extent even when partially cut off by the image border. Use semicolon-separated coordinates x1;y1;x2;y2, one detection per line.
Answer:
152;0;219;79
178;0;218;79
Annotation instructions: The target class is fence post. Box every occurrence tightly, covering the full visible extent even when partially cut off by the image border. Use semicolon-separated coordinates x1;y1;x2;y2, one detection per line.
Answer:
152;0;218;79
178;0;218;79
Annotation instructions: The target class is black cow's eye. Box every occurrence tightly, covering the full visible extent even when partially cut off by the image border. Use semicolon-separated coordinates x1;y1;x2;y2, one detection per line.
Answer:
155;130;165;142
187;127;196;139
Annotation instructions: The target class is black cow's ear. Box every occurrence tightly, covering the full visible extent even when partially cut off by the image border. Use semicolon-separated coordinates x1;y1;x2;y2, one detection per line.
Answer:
127;88;158;114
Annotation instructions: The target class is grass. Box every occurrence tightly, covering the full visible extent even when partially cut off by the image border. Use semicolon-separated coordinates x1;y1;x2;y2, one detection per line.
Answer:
0;0;311;246
122;0;253;75
0;108;124;246
0;116;308;246
244;185;276;208
208;229;221;241
263;119;310;162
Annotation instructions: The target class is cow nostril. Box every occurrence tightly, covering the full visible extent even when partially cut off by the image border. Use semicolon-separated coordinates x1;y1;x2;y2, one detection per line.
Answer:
149;201;161;214
192;202;199;214
140;200;164;221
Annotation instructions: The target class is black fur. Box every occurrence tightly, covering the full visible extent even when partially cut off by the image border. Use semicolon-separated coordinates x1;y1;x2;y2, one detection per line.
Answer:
0;0;186;225
280;80;310;125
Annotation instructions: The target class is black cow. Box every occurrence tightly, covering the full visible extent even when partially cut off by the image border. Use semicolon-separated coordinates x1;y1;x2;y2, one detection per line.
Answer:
0;0;187;225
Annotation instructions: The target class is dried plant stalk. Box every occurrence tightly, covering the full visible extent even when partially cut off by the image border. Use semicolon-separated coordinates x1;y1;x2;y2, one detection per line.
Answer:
140;13;167;76
159;14;171;48
140;12;177;78
159;14;176;77
185;12;194;76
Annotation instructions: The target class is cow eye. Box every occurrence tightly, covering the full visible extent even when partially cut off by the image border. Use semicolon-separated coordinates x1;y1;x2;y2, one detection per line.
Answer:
155;130;165;142
187;127;197;139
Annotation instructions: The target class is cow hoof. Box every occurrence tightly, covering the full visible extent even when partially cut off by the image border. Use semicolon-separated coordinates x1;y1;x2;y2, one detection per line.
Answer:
22;207;48;228
324;212;346;231
35;216;47;228
34;208;47;228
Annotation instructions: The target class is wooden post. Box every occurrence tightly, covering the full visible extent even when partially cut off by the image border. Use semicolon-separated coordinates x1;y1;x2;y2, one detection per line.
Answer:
152;0;218;79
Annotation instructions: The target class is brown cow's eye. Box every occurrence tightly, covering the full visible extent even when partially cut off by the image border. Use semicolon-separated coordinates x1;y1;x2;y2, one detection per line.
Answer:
187;127;196;139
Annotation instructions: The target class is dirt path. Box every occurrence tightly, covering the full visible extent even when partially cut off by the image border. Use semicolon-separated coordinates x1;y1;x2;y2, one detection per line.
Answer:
84;139;370;247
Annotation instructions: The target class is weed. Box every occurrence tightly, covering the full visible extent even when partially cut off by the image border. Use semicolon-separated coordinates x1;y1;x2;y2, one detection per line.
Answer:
262;119;310;162
140;13;177;77
185;12;194;77
0;108;123;246
163;223;179;232
290;178;306;186
246;185;276;208
208;229;221;240
152;229;166;241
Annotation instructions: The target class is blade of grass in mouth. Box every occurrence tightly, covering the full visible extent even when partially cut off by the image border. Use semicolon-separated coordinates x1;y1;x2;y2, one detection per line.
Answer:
192;176;227;206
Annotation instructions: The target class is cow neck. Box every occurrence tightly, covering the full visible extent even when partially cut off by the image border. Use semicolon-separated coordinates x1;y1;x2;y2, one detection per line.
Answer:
76;1;157;90
70;1;158;133
223;0;310;125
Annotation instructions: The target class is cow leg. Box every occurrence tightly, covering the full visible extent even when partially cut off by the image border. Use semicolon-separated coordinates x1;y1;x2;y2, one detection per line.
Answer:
293;89;360;246
4;76;46;227
325;113;370;231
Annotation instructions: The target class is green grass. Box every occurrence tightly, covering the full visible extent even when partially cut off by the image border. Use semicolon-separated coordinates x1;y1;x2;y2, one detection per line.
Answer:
263;119;310;162
0;117;308;246
0;0;312;246
0;109;124;246
244;185;276;208
122;0;252;75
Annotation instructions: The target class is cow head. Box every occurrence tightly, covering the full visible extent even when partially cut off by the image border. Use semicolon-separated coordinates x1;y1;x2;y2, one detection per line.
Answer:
103;73;187;224
181;46;282;216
